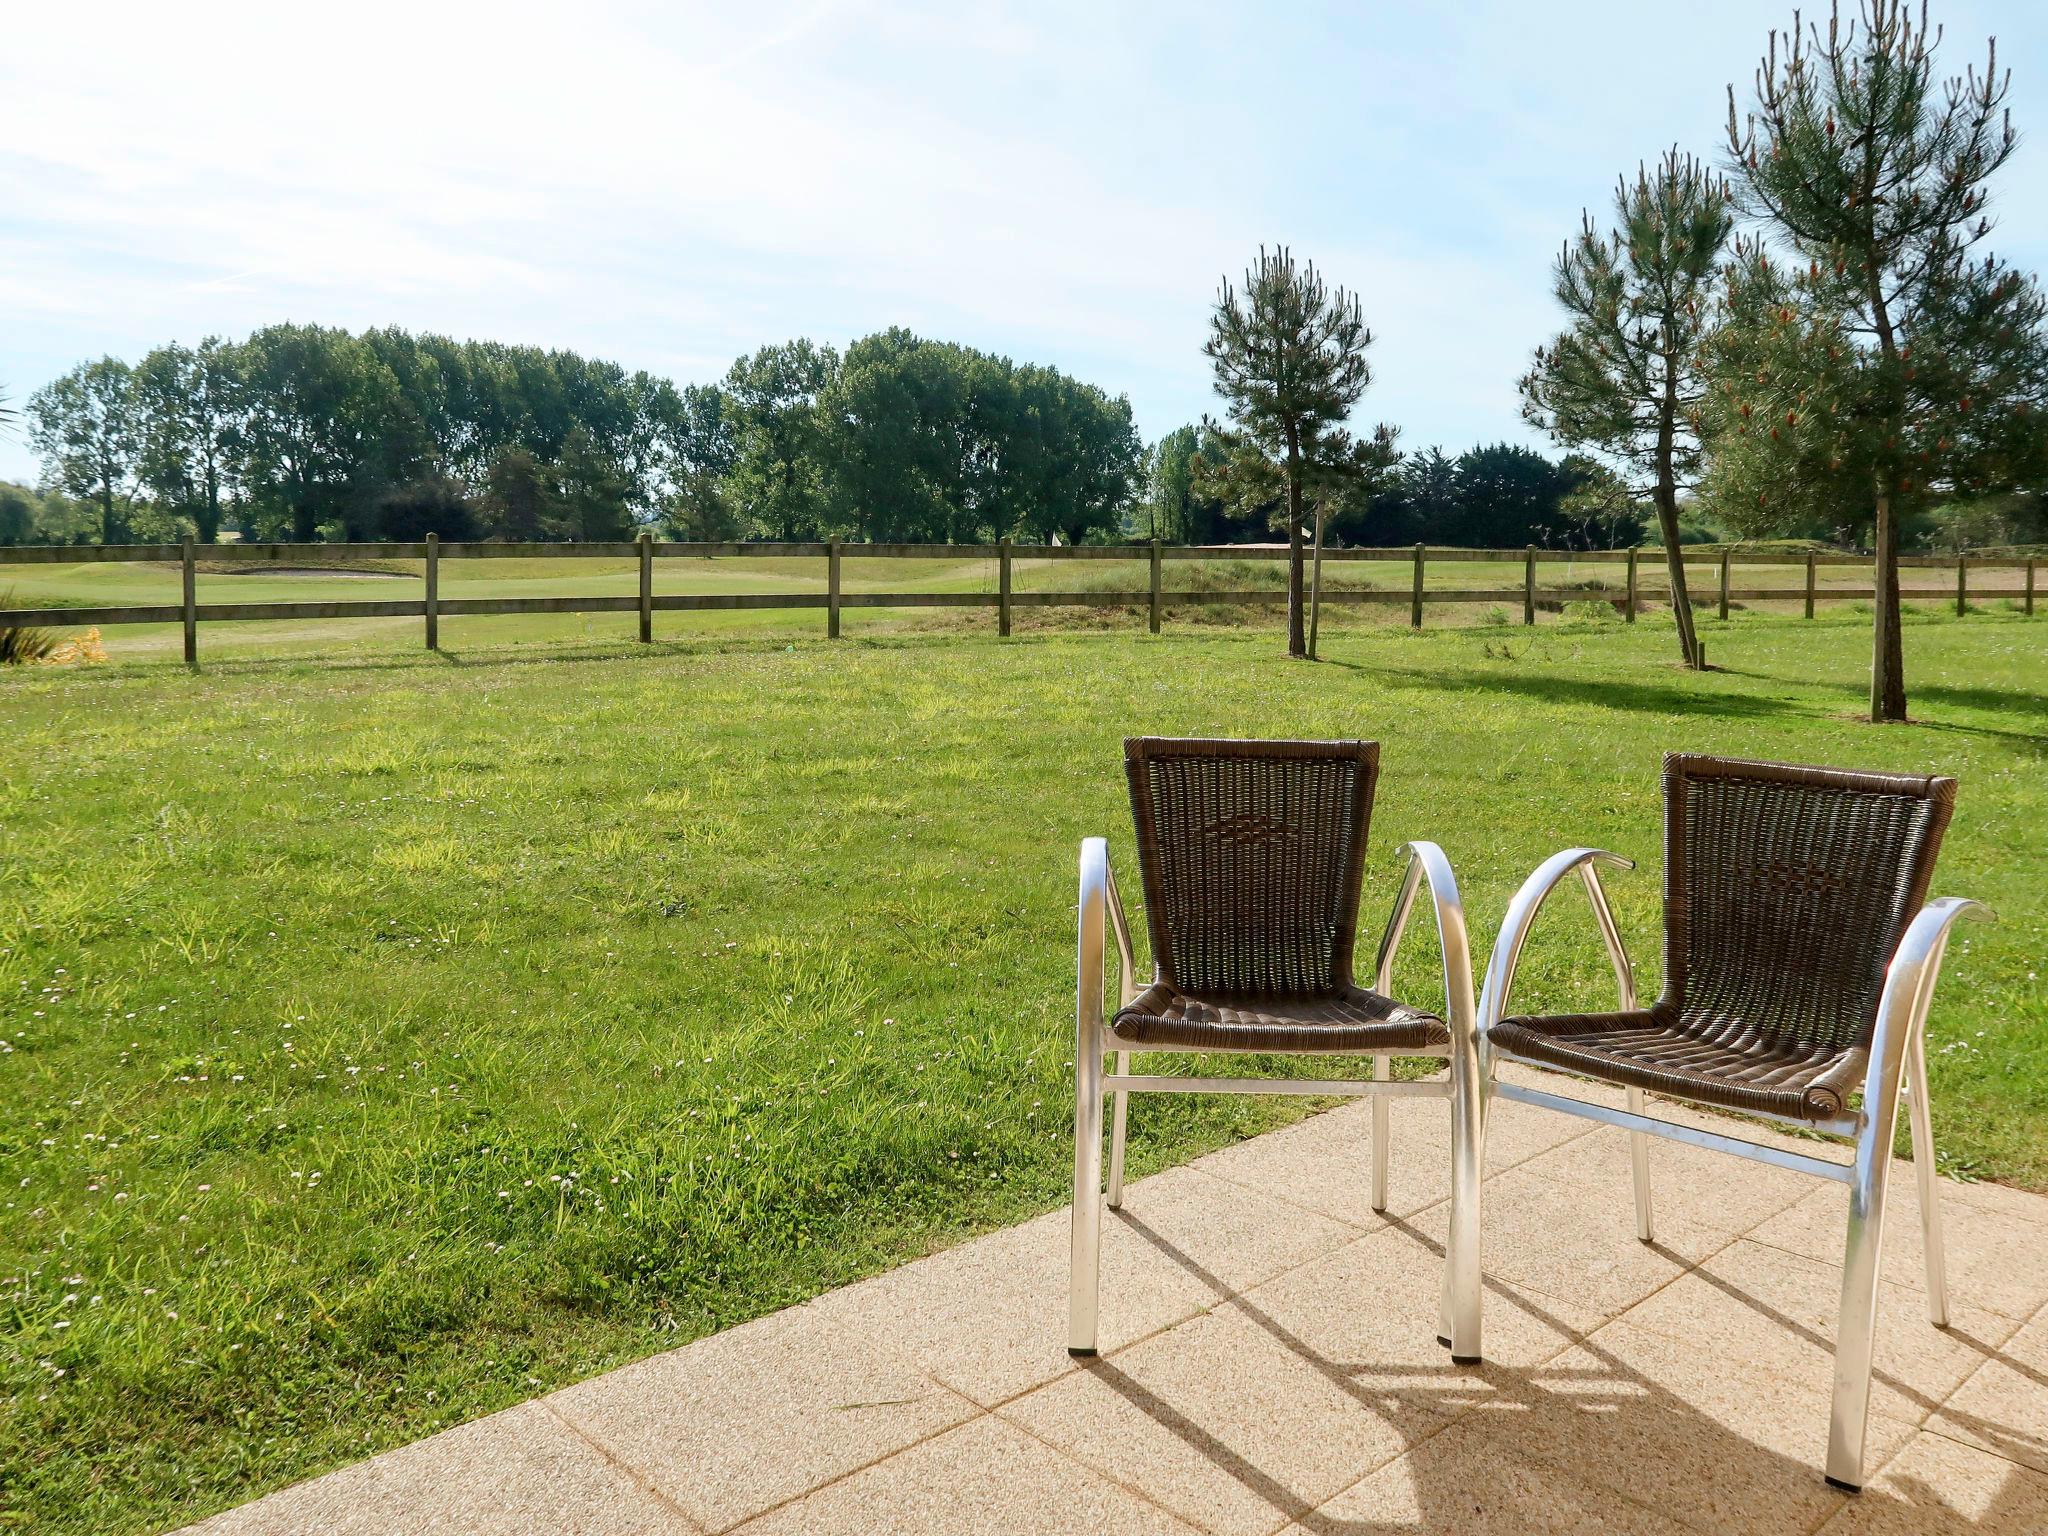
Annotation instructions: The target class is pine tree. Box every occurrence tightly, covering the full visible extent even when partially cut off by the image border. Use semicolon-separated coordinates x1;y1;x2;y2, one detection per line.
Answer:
1204;248;1376;656
1718;0;2048;721
1521;150;1731;669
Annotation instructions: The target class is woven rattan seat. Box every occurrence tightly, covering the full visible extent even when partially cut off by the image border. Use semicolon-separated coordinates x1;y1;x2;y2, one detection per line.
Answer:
1112;980;1447;1054
1488;1008;1865;1121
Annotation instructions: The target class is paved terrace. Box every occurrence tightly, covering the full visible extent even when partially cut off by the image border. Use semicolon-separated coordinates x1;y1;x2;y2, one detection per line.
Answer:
180;1065;2048;1535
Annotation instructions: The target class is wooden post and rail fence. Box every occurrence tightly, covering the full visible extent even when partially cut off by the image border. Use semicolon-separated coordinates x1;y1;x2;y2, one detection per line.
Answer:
0;539;2036;666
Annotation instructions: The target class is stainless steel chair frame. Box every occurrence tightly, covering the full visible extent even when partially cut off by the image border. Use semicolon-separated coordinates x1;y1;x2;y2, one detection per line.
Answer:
1071;837;1483;1361
1457;846;1991;1491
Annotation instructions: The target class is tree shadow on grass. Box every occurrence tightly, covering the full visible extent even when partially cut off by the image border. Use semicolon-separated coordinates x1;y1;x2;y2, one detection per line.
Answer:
1910;682;2048;726
1323;658;1817;723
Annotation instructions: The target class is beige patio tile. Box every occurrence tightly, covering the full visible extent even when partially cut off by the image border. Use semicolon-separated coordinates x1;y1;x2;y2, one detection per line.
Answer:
727;1414;1198;1535
1410;1161;1733;1322
1283;1418;1698;1536
1516;1124;1816;1236
1191;1082;1596;1232
1231;1223;1606;1416
1618;1238;2021;1426
1456;1318;1915;1535
173;1402;694;1536
1811;1430;2048;1534
1928;1308;2048;1477
812;1164;1349;1409
1926;1171;2048;1227
547;1299;978;1532
1750;1181;2048;1321
1000;1301;1436;1536
1106;1162;1361;1293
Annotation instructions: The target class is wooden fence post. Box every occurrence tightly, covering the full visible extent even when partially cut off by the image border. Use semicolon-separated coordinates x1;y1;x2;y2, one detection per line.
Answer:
1410;543;1425;629
1956;554;1968;618
827;540;841;638
181;535;197;667
1718;549;1731;621
638;531;653;643
1149;538;1162;635
1804;551;1816;620
998;537;1012;636
2028;559;2037;617
1624;546;1638;623
1523;545;1536;625
425;532;439;650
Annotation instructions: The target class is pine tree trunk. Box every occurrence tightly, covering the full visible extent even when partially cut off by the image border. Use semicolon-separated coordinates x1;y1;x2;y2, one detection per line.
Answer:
1651;376;1701;669
1866;286;1908;723
1285;436;1306;657
1653;483;1700;669
1306;501;1327;661
1871;490;1907;722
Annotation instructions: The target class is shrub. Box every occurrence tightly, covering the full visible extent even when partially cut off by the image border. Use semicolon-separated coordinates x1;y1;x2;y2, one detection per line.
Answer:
0;590;57;665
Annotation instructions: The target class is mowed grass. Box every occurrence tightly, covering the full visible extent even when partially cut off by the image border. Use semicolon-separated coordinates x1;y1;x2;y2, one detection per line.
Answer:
1;609;2044;1534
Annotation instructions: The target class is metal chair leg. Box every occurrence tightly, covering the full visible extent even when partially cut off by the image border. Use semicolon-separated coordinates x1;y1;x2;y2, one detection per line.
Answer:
1827;1121;1897;1491
1442;1026;1486;1363
1906;1019;1949;1328
1626;1085;1655;1243
1071;838;1110;1358
1371;1054;1391;1213
1106;1052;1130;1209
1070;1041;1104;1357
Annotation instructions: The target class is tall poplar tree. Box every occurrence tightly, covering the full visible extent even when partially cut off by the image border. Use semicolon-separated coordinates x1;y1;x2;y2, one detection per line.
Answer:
1521;150;1731;669
1718;0;2048;721
29;358;140;543
1204;247;1376;657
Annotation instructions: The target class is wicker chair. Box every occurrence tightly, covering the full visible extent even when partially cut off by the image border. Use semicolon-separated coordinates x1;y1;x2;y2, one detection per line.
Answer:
1072;738;1485;1361
1467;753;1986;1491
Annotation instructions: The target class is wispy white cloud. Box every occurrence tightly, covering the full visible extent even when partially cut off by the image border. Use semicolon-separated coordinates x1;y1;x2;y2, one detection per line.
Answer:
2;0;2043;484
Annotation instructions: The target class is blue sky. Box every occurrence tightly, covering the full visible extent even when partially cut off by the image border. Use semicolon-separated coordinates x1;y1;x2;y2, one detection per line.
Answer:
4;0;2045;486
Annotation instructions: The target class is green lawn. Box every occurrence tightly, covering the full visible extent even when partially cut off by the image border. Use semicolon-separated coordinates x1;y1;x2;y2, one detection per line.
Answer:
1;609;2043;1534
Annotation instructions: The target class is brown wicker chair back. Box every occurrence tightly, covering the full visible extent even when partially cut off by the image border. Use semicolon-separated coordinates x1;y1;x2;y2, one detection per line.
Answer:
1123;738;1378;997
1661;754;1957;1057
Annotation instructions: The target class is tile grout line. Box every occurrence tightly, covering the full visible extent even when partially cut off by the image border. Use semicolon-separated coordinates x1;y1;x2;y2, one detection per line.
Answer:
1914;1419;2048;1481
694;1396;1001;1536
990;1403;1236;1535
1916;1282;2048;1424
536;1398;711;1533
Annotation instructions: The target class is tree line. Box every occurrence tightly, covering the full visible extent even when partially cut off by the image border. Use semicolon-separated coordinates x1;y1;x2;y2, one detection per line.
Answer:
18;325;1143;549
1133;430;1646;551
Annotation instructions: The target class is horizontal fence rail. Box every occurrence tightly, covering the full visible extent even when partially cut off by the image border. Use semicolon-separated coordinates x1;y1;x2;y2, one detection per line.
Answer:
0;535;2036;665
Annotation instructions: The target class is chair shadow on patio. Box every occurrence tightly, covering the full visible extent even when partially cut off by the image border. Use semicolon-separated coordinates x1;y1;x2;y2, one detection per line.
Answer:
1080;1201;2047;1535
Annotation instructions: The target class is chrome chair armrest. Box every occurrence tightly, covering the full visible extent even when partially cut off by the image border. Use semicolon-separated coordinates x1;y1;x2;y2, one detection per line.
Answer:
1372;840;1476;1030
1861;897;1992;1104
1477;847;1637;1033
1078;838;1141;1030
